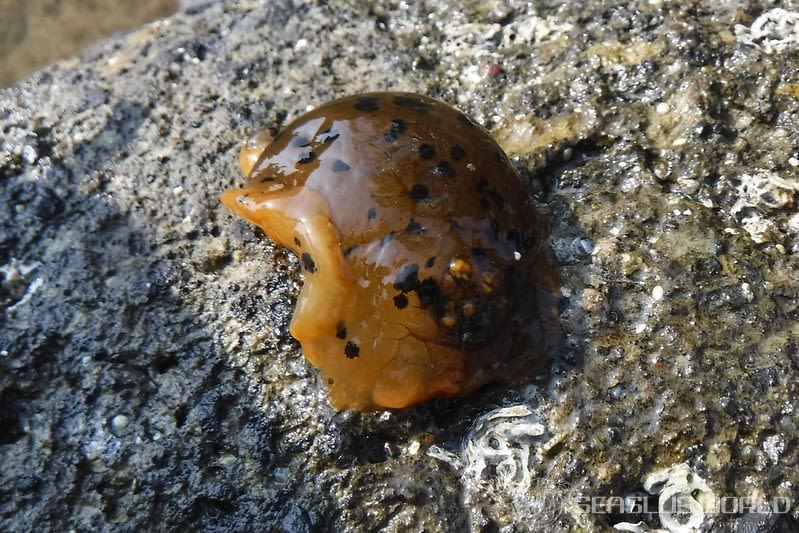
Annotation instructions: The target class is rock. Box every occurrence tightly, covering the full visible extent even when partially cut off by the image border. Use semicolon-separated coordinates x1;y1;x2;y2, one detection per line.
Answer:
1;1;798;531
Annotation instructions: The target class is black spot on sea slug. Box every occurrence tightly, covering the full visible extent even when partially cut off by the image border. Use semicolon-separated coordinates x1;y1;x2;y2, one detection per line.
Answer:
294;237;302;247
291;136;312;147
345;341;360;359
416;277;442;308
336;321;347;339
384;118;406;142
393;264;420;293
405;218;424;234
367;207;377;219
354;98;379;111
432;160;455;178
425;257;436;268
450;144;466;160
418;143;436;160
409;184;429;200
301;253;317;273
297;151;316;164
393;294;409;309
332;159;351;172
317;129;340;143
392;95;432;112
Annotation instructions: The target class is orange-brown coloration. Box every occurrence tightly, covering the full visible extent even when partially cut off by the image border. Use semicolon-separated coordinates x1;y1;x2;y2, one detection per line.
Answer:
221;93;560;410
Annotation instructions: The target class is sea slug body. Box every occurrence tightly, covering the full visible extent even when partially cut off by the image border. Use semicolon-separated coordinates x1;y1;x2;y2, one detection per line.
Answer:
221;92;560;410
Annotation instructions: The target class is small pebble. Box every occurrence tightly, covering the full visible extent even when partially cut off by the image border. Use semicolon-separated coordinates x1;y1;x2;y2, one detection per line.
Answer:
651;285;664;301
218;454;237;467
741;282;754;302
111;414;129;430
407;441;421;455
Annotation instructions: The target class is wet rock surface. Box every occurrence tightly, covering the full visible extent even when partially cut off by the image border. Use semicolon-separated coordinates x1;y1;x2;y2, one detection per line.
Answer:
1;1;798;530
